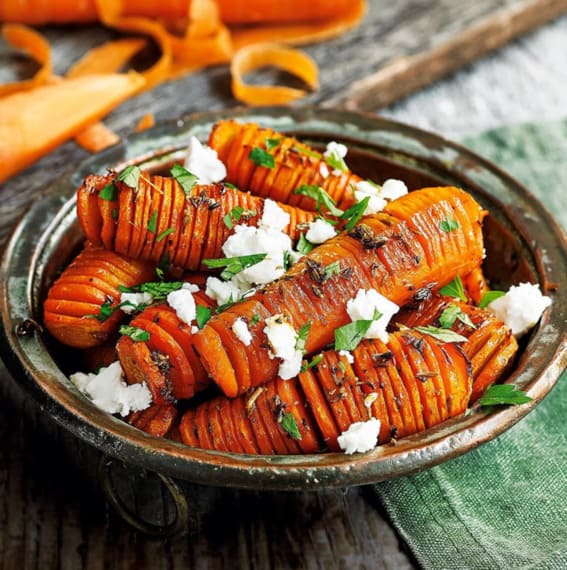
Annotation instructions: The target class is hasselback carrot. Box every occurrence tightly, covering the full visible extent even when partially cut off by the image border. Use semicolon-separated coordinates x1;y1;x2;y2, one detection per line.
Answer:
208;120;362;210
76;171;318;270
393;295;518;402
180;330;472;455
116;285;215;401
43;244;155;348
127;404;178;437
193;186;485;397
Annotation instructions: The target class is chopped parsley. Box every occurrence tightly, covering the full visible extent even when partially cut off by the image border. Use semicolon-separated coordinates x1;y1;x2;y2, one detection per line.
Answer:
297;233;315;255
249;147;275;168
156;227;175;243
223;206;257;230
324;261;341;280
147;211;158;233
170;164;198;197
414;325;468;343
117;165;141;189
249;314;260;326
203;253;267;280
479;384;532;407
439;218;460;232
439;304;476;329
119;325;150;342
439;275;468;303
265;137;281;151
196;304;212;329
119;281;184;302
301;353;323;372
99;183;117;201
279;412;302;440
293;184;343;217
479;290;506;309
295;321;312;354
334;320;373;351
292;145;320;159
324;152;348;173
340;196;370;231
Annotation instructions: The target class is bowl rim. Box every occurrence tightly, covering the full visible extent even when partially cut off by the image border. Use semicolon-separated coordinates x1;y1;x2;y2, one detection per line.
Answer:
1;106;566;491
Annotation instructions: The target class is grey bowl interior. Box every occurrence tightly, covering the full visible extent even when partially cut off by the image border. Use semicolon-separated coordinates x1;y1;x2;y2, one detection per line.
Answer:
1;107;566;491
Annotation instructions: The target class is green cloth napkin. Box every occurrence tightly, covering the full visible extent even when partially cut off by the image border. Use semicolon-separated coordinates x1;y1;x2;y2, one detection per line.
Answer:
373;119;567;570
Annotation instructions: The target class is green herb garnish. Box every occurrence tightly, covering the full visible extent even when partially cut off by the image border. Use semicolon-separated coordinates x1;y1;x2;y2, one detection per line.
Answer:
479;384;532;407
439;304;476;329
297;233;315;255
324;150;348;172
170;164;198;197
223;206;257;230
479;290;506;309
99;183;117;201
301;353;323;372
203;253;267;280
340;196;370;231
279;412;302;440
250;314;260;326
334;320;373;351
439;218;460;232
147;211;158;233
265;137;281;151
439;275;468;302
119;281;184;302
196;304;212;329
156;227;175;243
324;261;341;280
293;184;343;217
249;147;275;168
119;325;150;342
292;145;320;159
295;321;312;354
117;165;141;189
414;326;468;343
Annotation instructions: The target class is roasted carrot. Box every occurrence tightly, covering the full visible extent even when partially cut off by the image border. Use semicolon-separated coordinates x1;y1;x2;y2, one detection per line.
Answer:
76;171;318;270
127;404;178;437
193;186;485;397
43;245;155;349
208;120;362;210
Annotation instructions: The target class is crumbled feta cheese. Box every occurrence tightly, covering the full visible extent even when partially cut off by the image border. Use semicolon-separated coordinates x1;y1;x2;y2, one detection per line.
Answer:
263;314;302;379
337;418;381;454
70;361;152;417
260;199;290;232
319;162;330;179
232;317;252;346
346;289;400;343
381;179;408;201
354;180;387;214
305;218;337;244
191;325;199;334
338;350;354;364
182;282;200;293
487;282;551;337
120;291;153;314
167;287;196;325
324;141;348;175
286;250;304;265
184;135;226;184
205;276;245;306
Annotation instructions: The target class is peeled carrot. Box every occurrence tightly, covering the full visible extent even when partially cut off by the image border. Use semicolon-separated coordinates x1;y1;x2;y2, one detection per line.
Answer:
76;171;318;270
208;120;362;210
193;186;485;398
43;245;155;348
127;404;178;437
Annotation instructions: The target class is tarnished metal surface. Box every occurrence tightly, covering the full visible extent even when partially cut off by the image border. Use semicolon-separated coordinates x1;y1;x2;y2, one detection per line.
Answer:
1;107;565;491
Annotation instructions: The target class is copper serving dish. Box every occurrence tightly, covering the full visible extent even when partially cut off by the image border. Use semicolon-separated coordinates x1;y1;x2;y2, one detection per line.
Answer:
1;108;565;531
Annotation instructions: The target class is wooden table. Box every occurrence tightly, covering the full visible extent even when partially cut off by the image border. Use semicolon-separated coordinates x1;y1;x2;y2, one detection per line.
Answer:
1;3;566;567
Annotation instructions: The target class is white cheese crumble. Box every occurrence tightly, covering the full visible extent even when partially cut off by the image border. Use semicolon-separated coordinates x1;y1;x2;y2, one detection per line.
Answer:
261;198;290;231
263;314;302;379
487;282;551;337
232;317;253;346
205;276;245;307
354;178;409;214
120;291;153;314
324;141;348;175
305;218;337;244
346;289;400;343
166;284;199;326
70;361;152;417
337;418;381;454
381;178;408;201
338;350;354;364
184;135;226;184
319;162;330;179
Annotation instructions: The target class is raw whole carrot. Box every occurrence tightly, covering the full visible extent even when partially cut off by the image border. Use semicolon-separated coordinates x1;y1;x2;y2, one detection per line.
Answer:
393;295;518;402
76;171;318;270
127;404;178;437
43;245;155;348
180;329;472;455
208;120;362;210
193;186;485;397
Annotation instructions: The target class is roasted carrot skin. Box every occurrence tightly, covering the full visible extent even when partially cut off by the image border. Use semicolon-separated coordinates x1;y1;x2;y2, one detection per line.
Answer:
193;186;485;398
180;330;472;455
208;120;362;210
128;404;178;438
76;171;318;270
43;244;155;349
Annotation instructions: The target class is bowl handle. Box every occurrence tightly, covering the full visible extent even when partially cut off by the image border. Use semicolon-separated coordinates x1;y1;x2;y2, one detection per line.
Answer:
98;455;189;537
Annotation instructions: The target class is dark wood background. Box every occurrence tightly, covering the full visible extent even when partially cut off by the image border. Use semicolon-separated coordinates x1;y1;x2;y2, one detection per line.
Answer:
1;1;567;567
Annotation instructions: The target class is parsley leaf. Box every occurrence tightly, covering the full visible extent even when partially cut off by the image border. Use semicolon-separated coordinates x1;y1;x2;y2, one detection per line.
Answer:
297;233;315;255
295;321;311;354
334;320;373;351
293;184;343;217
170;164;198;197
265;137;281;151
120;281;184;302
147;211;158;233
250;314;260;326
156;253;170;280
340;196;369;231
301;353;323;372
439;275;468;302
292;145;320;159
224;182;238;190
324;261;341;280
279;412;302;440
439;304;476;329
439;218;460;232
479;290;506;309
215;295;236;313
223;206;257;230
99;183;117;201
117;165;141;189
414;326;468;343
249;147;275;168
479;384;532;407
324;152;348;172
156;227;175;243
203;253;267;280
196;304;212;329
119;325;150;342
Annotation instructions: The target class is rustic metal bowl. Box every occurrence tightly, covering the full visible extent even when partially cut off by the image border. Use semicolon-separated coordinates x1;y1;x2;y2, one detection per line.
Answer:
1;108;566;530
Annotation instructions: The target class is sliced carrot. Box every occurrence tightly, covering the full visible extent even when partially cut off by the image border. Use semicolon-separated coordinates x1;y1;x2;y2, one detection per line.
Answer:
230;395;261;454
217;397;244;453
230;43;318;106
255;384;292;455
207;400;230;452
194;400;214;449
0;24;52;96
127;404;178;437
179;409;200;447
135;112;155;132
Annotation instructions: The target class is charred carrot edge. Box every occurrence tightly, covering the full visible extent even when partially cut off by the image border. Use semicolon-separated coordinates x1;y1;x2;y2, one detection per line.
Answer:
208;120;362;210
179;409;200;447
218;397;244;454
254;384;292;454
127;404;178;438
77;172;318;270
462;267;490;306
194;186;485;397
230;395;261;454
43;245;155;348
266;382;303;454
245;388;277;454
